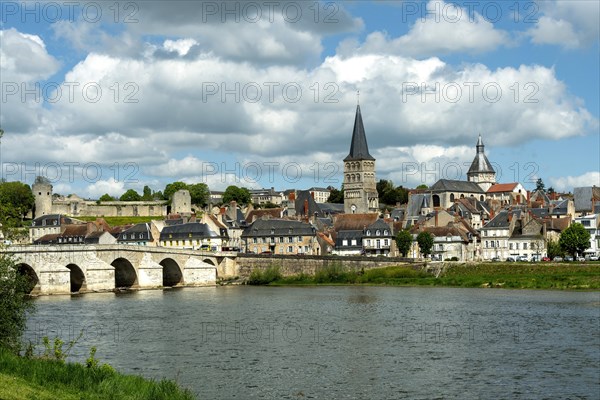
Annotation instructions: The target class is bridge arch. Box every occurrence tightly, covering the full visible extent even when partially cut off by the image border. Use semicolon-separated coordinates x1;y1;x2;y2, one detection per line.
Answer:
17;263;40;294
160;258;183;287
202;258;216;266
111;258;138;289
65;263;86;293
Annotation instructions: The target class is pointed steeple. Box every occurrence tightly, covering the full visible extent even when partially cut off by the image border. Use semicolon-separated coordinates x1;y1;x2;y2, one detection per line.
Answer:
468;134;494;174
344;105;375;161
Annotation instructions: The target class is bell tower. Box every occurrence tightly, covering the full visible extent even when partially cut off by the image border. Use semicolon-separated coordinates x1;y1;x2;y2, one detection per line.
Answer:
343;104;379;214
467;135;496;192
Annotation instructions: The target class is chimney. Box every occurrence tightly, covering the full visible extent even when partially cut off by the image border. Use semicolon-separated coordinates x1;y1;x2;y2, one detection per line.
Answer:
289;192;296;201
508;212;513;222
304;199;309;216
435;211;438;227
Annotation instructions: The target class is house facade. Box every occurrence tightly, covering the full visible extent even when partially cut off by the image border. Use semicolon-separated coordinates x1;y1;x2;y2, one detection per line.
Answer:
241;219;318;255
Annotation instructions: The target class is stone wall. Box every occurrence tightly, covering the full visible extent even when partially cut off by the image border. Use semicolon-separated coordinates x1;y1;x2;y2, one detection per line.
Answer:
51;201;168;217
234;254;419;279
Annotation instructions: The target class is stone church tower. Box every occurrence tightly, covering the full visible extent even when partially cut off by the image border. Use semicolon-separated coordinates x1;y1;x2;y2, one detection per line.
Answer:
32;179;53;218
467;135;496;192
343;105;379;214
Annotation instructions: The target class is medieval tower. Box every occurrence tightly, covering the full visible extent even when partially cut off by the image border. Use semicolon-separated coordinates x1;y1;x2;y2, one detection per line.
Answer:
343;105;379;214
32;178;53;218
467;135;496;192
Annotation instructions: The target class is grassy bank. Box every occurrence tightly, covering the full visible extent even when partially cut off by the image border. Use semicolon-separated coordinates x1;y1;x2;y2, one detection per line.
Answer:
0;348;194;400
248;262;600;290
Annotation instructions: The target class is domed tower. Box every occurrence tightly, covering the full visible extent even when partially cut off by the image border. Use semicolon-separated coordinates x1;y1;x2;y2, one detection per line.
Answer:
467;135;496;192
343;105;379;214
32;178;53;218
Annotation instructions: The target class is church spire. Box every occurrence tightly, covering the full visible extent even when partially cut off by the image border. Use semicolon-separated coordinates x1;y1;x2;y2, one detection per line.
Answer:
344;105;375;161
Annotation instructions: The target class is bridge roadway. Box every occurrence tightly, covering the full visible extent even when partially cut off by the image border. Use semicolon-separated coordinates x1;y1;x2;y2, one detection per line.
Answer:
2;245;238;294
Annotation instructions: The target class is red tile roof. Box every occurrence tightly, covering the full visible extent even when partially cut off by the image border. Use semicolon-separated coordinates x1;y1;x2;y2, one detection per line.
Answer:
487;183;519;193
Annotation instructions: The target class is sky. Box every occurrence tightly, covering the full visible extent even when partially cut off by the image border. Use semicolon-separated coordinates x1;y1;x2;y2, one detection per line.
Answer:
0;0;598;199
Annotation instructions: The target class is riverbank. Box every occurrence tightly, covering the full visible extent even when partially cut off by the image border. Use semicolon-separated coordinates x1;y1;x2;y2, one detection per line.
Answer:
0;348;195;400
248;262;600;290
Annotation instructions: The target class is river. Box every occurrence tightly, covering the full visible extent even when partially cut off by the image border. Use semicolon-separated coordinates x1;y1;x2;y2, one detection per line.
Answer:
25;286;600;399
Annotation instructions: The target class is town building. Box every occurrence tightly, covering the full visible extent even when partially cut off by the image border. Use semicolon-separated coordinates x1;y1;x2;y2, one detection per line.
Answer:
241;219;318;255
159;223;222;250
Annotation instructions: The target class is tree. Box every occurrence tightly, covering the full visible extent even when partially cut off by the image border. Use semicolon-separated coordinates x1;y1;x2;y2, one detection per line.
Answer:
0;181;35;228
0;252;36;353
141;185;153;201
547;238;564;259
547;187;555;195
99;193;114;202
395;230;413;257
327;187;344;203
559;223;591;258
222;186;252;205
188;183;210;207
535;178;545;192
416;184;429;190
416;231;434;257
119;189;141;202
163;182;188;201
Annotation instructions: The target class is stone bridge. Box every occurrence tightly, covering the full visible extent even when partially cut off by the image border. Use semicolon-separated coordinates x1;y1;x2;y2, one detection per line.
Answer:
2;245;238;295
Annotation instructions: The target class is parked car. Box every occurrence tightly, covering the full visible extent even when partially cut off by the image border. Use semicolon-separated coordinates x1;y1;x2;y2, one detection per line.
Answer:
588;255;599;261
541;257;551;262
553;256;563;262
576;257;586;262
517;255;529;262
506;257;516;262
491;257;501;262
564;256;574;262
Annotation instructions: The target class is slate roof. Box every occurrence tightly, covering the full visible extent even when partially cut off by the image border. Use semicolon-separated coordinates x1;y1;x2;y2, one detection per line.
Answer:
318;203;344;215
31;214;76;227
430;179;484;193
294;190;323;217
242;219;316;238
334;230;364;249
344;105;375;161
365;219;393;237
467;135;495;175
118;223;153;242
406;193;430;218
550;199;569;216
160;223;218;241
574;186;600;212
482;209;522;229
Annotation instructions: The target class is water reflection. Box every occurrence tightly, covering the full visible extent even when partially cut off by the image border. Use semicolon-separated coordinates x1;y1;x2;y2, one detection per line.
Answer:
25;287;600;399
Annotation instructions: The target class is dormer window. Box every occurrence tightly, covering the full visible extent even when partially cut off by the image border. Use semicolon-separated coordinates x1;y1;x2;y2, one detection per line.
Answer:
376;230;381;236
384;230;389;235
366;230;371;236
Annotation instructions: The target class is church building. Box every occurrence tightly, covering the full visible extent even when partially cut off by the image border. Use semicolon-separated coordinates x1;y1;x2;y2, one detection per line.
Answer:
343;105;379;214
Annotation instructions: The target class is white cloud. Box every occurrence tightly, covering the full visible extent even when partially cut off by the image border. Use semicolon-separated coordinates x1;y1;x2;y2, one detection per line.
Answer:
0;28;60;82
549;172;600;193
526;0;600;48
84;178;126;199
340;0;509;58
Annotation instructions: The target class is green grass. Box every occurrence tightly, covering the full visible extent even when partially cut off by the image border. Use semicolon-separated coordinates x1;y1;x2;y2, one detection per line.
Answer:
0;348;195;400
75;216;164;226
249;263;600;290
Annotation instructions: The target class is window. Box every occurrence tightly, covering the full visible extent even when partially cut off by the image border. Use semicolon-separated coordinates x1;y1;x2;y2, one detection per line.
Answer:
288;246;293;253
376;230;381;236
288;236;294;243
384;230;389;236
366;230;371;236
376;239;381;249
351;240;357;246
509;243;513;250
384;239;389;246
253;238;257;244
342;240;348;246
367;239;371;246
297;236;302;242
491;241;495;248
523;243;528;250
188;233;192;238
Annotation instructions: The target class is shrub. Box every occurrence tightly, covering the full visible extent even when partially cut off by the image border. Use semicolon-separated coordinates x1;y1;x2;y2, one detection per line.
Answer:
247;266;282;285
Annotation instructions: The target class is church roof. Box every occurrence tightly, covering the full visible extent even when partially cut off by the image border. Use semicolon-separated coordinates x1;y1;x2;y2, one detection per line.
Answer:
430;179;484;193
344;105;375;161
467;135;495;175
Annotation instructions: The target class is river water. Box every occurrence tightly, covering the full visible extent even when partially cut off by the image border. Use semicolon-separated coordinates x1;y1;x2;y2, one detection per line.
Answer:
25;287;599;399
